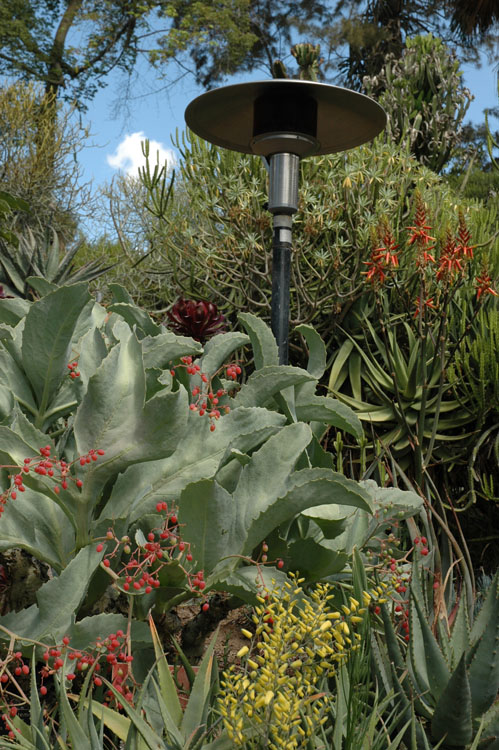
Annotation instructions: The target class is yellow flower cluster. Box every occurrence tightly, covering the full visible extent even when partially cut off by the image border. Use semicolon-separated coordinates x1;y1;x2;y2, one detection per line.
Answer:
218;575;371;749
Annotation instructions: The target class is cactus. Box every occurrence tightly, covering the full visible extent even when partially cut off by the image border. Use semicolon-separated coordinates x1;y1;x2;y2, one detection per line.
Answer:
372;564;499;748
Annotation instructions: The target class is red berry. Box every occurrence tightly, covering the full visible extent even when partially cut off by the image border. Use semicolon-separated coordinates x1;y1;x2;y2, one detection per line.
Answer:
62;636;70;645
421;536;427;545
76;479;83;488
22;665;29;675
202;602;209;612
277;560;284;569
186;553;193;561
94;677;102;687
96;544;104;552
170;515;177;525
414;537;420;545
421;547;429;556
40;686;47;696
103;559;111;568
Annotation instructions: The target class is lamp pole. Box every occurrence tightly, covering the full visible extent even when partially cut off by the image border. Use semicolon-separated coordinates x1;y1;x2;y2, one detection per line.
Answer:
185;80;386;364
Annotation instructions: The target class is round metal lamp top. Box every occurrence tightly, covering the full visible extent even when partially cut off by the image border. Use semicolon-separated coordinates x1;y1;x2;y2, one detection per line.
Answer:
185;79;386;157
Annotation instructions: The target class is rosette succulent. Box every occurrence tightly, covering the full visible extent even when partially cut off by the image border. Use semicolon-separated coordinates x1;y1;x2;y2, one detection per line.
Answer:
166;298;226;341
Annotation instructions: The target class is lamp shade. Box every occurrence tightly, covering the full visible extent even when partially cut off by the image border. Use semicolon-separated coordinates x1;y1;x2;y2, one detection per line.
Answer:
185;79;386;157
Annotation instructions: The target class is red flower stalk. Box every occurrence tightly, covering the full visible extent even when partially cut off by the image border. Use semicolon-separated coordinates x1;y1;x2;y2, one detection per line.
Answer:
407;196;435;248
166;298;226;342
413;296;436;318
475;271;498;300
456;211;475;259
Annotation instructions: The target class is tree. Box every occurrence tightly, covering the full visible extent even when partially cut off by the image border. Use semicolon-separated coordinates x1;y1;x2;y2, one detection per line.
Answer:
0;0;497;112
0;0;157;107
0;78;92;238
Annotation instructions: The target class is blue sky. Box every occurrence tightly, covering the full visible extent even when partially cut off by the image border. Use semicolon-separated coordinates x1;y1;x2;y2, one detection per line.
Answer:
78;52;498;198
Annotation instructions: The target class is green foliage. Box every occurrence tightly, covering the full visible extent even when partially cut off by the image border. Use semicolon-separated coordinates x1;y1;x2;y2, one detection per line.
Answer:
0;283;427;653
373;565;499;749
363;34;472;173
100;129;499;358
0;80;93;239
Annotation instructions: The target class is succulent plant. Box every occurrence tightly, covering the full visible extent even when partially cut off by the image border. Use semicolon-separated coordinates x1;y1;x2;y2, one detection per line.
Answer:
166;298;226;341
372;564;499;748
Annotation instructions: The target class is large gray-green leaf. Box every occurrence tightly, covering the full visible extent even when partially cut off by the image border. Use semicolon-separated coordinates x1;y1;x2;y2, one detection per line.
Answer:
431;654;472;746
99;407;285;526
241;468;372;556
74;329;188;502
108;302;163;337
0;485;73;569
179;480;240;577
235;366;315;408
0;297;30;326
21;284;91;419
294;324;327;379
0;348;37;415
0;545;102;641
199;331;249;377
141;331;202;370
238;312;278;368
286;538;348;581
76;326;108;390
0;384;14;424
295;395;363;439
234;422;312;531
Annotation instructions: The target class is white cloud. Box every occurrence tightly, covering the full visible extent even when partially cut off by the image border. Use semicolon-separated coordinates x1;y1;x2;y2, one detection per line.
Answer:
107;131;176;176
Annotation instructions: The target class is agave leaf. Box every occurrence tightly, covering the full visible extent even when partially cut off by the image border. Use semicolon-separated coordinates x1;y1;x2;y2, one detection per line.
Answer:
410;590;451;704
149;615;182;727
58;679;92;750
349;349;362;402
449;590;470;666
180;629;218;741
467;579;499;717
25;277;58;296
101;678;166;749
431;654;473;746
328;339;354;392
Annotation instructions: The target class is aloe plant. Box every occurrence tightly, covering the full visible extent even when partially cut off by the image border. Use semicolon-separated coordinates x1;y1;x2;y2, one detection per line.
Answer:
372;563;499;749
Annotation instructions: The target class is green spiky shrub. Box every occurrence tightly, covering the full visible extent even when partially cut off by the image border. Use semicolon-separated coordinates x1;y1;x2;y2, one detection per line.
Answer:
372;564;499;749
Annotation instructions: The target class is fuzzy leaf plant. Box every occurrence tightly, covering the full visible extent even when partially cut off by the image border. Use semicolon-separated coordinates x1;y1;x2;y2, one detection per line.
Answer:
372;563;499;749
0;282;394;651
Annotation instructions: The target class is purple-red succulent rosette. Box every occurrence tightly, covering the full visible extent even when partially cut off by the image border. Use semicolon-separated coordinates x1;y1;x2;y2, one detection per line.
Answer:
166;298;226;342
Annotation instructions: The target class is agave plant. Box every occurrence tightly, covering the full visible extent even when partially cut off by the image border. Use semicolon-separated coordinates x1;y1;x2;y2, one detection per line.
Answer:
372;564;499;749
0;221;112;299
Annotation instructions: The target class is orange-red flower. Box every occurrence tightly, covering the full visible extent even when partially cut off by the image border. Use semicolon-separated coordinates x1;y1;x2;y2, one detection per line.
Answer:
475;272;498;300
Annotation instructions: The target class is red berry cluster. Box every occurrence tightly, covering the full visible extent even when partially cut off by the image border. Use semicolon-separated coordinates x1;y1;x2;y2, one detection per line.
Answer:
97;504;209;609
0;447;105;516
0;650;29;738
259;541;284;569
170;357;241;431
413;536;429;556
38;631;135;709
67;361;80;379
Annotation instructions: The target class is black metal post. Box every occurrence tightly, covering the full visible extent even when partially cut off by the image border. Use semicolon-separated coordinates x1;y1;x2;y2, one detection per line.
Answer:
271;229;292;365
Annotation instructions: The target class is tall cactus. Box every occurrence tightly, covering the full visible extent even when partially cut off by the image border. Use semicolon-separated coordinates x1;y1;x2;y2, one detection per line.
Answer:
372;564;499;748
